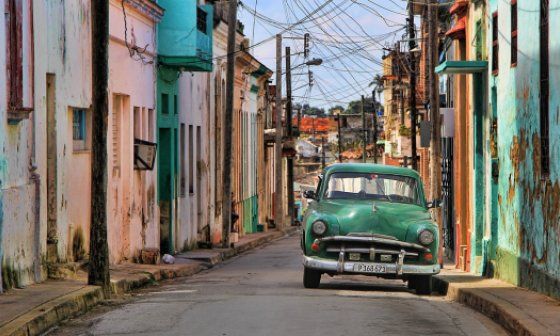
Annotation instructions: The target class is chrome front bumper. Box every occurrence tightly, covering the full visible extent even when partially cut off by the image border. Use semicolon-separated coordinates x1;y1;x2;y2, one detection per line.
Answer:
303;255;440;276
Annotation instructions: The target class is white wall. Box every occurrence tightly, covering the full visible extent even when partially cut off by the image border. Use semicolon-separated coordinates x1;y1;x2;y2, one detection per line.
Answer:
176;71;211;250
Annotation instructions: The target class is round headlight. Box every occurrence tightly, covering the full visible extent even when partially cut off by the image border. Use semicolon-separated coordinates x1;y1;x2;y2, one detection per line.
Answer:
418;229;435;246
312;221;327;236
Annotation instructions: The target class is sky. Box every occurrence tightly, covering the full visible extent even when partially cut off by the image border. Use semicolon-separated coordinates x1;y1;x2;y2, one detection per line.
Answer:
236;0;408;111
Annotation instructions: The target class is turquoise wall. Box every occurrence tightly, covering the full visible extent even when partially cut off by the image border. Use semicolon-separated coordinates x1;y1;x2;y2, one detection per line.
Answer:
157;0;213;71
489;0;560;299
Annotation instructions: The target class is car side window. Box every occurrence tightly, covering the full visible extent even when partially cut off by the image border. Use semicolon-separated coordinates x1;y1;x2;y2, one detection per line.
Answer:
315;174;323;198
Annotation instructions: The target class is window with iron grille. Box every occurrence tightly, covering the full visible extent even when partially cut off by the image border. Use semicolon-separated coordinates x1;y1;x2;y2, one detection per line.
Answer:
492;12;499;74
540;0;550;176
511;1;518;66
197;7;207;33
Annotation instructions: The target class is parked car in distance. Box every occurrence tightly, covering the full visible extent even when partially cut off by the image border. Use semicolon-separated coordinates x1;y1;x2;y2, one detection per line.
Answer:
301;163;440;294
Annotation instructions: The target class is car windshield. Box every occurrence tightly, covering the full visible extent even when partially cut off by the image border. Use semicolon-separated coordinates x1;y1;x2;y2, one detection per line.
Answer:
322;172;421;205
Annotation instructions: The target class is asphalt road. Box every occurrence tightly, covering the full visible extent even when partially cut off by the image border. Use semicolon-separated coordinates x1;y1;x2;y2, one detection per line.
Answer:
50;234;506;336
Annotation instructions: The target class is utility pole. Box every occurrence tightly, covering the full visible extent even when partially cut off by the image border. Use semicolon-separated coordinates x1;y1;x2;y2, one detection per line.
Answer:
428;0;441;201
408;1;418;171
337;114;342;163
372;90;378;164
285;46;294;226
427;0;443;261
396;43;406;126
321;136;326;169
221;0;237;247
89;0;110;292
297;106;302;132
274;34;284;230
362;95;367;163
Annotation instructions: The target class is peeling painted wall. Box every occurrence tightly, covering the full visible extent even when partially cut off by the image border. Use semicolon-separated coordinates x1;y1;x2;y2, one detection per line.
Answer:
34;0;93;268
489;0;560;299
1;0;45;290
107;0;160;263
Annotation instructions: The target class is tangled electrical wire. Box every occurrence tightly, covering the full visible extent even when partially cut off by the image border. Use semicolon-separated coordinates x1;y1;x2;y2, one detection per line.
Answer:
121;0;154;65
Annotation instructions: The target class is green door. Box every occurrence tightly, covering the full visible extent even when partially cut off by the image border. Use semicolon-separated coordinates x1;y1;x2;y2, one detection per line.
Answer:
157;68;179;254
472;73;486;273
487;87;499;272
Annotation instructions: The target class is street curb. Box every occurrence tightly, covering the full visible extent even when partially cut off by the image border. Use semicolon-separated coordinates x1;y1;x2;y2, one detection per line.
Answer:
433;276;545;336
0;286;104;336
0;228;299;336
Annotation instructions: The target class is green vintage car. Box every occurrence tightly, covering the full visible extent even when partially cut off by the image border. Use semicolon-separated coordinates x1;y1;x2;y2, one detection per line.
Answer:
301;163;440;294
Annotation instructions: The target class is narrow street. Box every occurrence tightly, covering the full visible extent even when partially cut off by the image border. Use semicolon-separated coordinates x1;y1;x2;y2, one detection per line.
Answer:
51;235;505;336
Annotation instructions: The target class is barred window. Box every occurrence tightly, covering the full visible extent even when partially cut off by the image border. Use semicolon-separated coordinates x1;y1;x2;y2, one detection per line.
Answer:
511;1;518;66
492;12;499;75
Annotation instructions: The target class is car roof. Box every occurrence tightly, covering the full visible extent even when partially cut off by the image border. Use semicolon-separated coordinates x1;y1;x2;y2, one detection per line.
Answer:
323;163;420;179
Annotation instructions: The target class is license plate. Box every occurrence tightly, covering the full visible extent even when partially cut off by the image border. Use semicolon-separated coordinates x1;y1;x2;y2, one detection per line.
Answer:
353;263;386;273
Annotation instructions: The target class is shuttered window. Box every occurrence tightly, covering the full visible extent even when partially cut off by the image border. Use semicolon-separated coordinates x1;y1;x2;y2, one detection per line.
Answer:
540;0;550;176
492;12;499;75
511;1;518;66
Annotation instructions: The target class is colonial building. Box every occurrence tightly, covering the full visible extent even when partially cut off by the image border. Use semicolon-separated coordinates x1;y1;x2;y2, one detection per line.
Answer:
233;42;273;236
1;0;38;291
486;0;559;299
107;0;163;263
156;0;213;253
0;0;281;293
436;0;560;299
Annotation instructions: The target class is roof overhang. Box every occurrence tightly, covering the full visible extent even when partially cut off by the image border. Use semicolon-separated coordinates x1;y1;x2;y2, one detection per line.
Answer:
435;60;488;75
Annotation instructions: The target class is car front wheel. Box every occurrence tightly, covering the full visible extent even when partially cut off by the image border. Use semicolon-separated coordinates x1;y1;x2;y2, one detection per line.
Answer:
410;275;432;295
303;267;321;288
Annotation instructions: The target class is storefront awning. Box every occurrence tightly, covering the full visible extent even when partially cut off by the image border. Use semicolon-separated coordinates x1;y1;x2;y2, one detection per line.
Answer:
446;16;466;40
435;60;488;75
449;0;468;15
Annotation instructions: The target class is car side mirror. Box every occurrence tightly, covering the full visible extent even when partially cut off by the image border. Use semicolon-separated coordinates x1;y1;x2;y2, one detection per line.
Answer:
427;199;442;209
303;190;316;199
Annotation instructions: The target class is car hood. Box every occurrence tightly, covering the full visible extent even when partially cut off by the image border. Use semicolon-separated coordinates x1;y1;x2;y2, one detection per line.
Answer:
316;199;432;241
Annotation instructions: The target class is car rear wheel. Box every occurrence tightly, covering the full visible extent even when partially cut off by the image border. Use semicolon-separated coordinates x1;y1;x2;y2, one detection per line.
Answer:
407;277;416;290
303;267;321;288
410;275;432;295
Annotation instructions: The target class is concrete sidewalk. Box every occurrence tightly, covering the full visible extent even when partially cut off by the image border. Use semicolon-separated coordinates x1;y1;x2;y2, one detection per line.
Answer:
434;266;560;336
0;228;299;336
